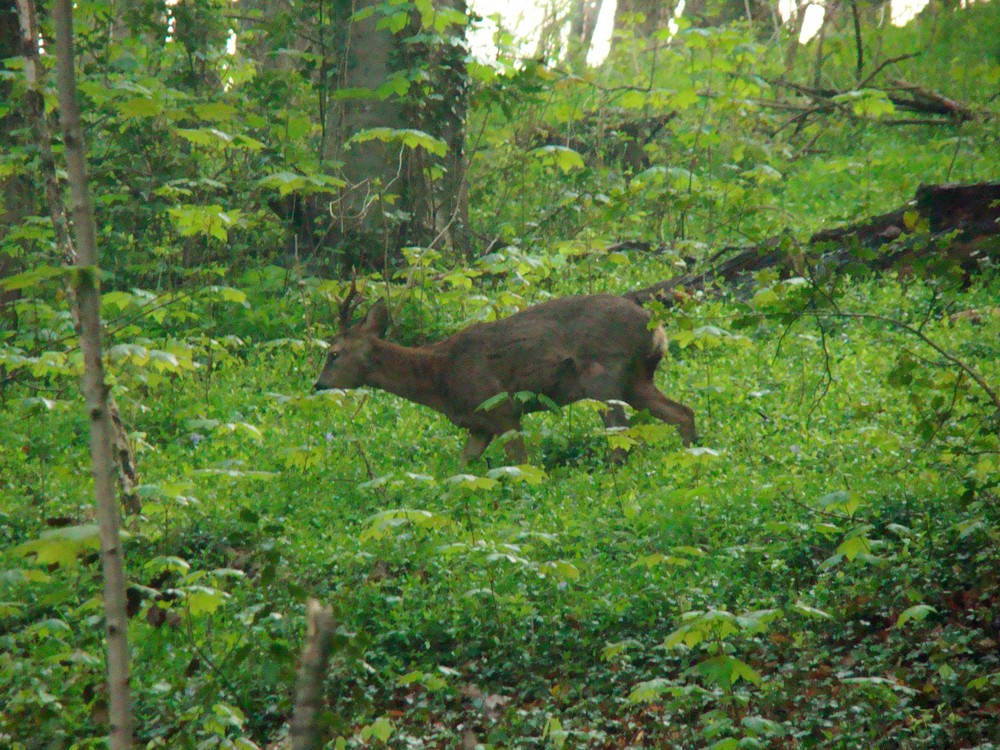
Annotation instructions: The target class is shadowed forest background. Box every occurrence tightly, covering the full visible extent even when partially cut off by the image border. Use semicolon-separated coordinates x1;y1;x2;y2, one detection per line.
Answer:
1;0;998;747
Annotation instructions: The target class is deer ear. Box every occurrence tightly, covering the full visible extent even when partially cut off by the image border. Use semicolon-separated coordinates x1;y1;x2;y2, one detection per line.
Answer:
363;299;390;336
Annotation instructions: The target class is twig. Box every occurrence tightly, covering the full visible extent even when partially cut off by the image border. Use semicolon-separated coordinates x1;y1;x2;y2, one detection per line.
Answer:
859;52;922;89
812;311;999;414
784;491;853;521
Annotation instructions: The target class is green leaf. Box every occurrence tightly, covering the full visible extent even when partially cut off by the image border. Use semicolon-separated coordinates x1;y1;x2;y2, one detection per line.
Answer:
204;285;250;307
486;465;547;485
817;490;862;516
117;97;162;118
360;717;394;743
790;601;833;620
0;264;72;291
192;102;239;122
632;553;692;569
376;10;409;33
145;556;192;575
896;604;935;628
174;127;235;148
360;509;456;542
602;640;639;661
346;128;447;157
476;392;510;412
836;534;872;561
444;474;499;492
13;525;102;568
184;585;229;615
538;560;580;581
627;678;672;703
542;716;568;748
530;145;586;173
693;655;762;689
833;89;897;118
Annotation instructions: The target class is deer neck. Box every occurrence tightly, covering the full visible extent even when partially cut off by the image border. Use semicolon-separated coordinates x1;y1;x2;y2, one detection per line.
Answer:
367;340;449;415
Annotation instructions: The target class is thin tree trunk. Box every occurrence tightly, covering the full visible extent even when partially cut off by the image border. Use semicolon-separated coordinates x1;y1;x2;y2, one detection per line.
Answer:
52;0;134;746
290;600;337;750
15;0;140;514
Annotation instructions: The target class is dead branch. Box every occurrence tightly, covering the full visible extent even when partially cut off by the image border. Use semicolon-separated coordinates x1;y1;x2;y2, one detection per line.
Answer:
627;181;1000;306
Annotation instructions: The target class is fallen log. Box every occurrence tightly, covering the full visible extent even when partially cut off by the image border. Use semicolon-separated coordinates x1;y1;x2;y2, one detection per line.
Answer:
627;181;1000;306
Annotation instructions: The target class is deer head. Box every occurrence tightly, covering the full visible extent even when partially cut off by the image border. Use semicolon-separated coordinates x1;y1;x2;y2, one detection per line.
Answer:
313;287;390;391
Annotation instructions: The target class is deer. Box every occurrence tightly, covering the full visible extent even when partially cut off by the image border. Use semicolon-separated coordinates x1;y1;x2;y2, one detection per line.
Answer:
313;287;697;464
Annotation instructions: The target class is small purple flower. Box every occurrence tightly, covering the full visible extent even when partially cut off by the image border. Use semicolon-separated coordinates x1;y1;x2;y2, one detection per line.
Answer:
189;432;203;446
324;432;334;443
789;444;801;455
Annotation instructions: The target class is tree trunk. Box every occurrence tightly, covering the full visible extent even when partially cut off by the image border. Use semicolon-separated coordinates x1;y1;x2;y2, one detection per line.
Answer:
317;0;471;269
613;0;666;37
569;0;602;60
289;600;337;750
1;0;26;322
51;0;134;747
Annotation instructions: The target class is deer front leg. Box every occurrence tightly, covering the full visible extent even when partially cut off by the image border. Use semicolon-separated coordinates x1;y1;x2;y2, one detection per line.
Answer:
460;430;493;465
631;384;697;446
501;433;528;465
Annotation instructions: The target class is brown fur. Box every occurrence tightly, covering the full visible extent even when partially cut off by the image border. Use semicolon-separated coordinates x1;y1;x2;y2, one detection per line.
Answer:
314;294;696;463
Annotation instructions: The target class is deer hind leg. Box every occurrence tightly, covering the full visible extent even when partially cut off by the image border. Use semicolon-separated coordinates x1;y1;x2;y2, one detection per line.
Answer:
630;382;697;446
501;433;528;465
461;431;493;464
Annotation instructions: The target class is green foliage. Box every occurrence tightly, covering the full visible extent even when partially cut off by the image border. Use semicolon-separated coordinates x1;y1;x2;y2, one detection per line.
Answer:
1;0;999;747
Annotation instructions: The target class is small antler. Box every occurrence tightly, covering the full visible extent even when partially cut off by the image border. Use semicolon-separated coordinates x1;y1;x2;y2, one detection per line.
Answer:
338;272;364;330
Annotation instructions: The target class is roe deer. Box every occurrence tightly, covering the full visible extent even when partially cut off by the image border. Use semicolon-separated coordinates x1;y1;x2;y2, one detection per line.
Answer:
313;289;696;464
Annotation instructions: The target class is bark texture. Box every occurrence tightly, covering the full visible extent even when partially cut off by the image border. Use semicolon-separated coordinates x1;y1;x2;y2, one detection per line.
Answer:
52;0;134;746
290;600;337;750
